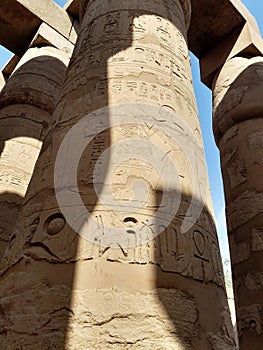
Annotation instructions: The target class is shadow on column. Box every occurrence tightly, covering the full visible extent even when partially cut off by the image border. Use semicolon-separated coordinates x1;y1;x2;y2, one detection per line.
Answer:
213;57;263;350
0;53;67;260
155;194;235;349
0;3;235;350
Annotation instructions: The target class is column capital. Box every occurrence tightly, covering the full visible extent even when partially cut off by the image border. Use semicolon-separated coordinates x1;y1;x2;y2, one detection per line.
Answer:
0;46;67;115
80;0;191;30
213;56;263;145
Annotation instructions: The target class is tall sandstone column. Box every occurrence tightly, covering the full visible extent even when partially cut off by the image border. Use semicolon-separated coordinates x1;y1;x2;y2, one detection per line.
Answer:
0;46;68;259
0;1;235;349
213;56;263;350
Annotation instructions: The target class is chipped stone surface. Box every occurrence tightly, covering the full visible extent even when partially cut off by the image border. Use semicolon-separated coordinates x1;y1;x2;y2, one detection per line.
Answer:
0;0;237;349
0;47;68;259
227;190;263;232
248;130;263;151
244;271;263;292
213;57;263;349
251;228;263;252
66;288;198;349
229;236;250;265
213;57;263;145
237;304;262;336
207;333;237;350
0;0;77;54
30;22;75;57
227;159;247;189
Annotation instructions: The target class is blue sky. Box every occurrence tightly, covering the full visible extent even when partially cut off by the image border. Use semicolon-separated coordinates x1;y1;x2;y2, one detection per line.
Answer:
0;0;262;262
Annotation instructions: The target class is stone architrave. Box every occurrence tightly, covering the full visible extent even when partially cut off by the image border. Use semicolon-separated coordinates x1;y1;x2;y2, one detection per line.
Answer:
213;56;263;350
0;1;235;349
0;46;68;259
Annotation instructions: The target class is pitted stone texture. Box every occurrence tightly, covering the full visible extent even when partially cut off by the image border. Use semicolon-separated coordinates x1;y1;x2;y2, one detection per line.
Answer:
0;260;235;350
213;56;263;145
218;118;263;223
0;103;51;259
39;286;197;349
79;0;192;28
200;22;263;88
0;0;77;54
58;0;198;132
0;105;50;195
213;56;263;349
0;47;68;114
0;1;234;349
0;47;68;260
30;22;75;58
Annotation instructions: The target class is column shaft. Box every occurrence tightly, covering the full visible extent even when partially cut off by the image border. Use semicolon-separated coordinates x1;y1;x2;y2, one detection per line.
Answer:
213;56;263;349
0;2;235;349
0;46;68;258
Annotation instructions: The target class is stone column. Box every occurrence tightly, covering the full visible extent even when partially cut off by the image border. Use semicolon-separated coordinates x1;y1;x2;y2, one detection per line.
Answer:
213;56;263;349
0;46;68;259
0;1;235;349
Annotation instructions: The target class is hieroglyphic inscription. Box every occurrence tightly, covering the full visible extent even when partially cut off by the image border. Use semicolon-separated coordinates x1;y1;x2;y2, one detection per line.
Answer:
229;236;250;265
251;228;263;252
64;44;192;96
192;230;209;281
227;159;247;189
79;3;187;49
64;11;191;93
238;304;262;336
244;271;263;292
0;137;42;196
227;190;263;231
248;130;263;150
0;169;24;195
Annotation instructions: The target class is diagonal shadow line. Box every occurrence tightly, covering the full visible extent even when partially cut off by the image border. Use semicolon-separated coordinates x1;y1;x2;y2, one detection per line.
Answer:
0;53;67;260
0;1;235;349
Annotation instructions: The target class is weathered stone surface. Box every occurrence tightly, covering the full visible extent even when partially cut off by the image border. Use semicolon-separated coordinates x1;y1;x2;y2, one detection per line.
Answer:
0;46;68;259
213;57;263;145
65;0;260;60
2;23;74;80
227;190;263;232
0;0;236;349
0;0;260;68
229;236;250;265
0;47;69;113
243;271;263;292
189;0;260;58
213;57;263;349
30;23;75;57
201;23;263;88
4;0;263;349
0;0;77;55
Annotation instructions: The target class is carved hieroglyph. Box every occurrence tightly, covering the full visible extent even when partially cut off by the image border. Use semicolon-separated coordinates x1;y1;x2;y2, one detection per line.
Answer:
0;46;68;259
213;56;263;350
0;1;235;349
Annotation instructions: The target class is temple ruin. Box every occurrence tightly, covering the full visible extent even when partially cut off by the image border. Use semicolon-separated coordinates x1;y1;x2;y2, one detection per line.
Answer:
0;0;262;349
